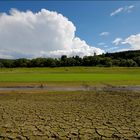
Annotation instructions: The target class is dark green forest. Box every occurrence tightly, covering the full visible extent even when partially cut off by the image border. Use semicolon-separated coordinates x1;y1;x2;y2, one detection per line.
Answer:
0;50;140;68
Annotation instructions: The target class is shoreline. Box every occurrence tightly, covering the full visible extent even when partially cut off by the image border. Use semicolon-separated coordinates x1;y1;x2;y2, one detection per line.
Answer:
0;85;140;92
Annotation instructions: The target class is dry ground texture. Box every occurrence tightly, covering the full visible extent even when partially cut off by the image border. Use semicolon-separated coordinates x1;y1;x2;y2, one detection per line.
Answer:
0;91;140;140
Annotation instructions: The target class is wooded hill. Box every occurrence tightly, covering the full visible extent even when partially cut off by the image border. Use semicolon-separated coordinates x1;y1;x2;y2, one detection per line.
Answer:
0;50;140;68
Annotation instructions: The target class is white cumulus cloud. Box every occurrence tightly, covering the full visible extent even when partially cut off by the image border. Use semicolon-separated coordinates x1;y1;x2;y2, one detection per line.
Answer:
0;9;104;59
111;34;140;52
122;34;140;50
110;5;135;16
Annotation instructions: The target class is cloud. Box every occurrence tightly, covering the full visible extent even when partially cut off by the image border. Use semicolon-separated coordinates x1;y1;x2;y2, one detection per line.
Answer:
110;7;124;16
111;34;140;52
122;34;140;50
49;37;104;57
112;38;123;45
99;32;110;36
110;5;135;16
0;9;104;59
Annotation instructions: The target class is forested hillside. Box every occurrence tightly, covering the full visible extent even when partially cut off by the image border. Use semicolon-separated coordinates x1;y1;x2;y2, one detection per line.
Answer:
0;50;140;68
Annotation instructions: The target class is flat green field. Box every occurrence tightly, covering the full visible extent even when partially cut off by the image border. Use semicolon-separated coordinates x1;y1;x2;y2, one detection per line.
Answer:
0;67;140;86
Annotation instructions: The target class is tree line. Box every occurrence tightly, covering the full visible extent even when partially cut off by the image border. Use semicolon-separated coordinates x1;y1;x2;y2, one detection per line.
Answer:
0;50;140;68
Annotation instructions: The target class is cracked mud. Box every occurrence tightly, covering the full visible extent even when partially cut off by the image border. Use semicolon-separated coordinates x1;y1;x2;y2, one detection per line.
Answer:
0;91;140;140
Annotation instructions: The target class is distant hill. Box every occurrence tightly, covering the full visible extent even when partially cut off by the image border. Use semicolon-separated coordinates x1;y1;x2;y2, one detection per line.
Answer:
104;50;140;59
0;50;140;67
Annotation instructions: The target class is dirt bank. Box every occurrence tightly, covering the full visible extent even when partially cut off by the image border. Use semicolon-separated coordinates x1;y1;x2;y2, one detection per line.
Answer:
0;85;140;92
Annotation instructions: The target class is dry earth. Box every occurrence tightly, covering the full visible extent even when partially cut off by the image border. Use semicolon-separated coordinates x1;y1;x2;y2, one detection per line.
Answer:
0;91;140;140
0;85;140;92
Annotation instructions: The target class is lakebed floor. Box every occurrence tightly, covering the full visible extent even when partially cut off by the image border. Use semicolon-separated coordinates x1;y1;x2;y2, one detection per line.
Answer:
0;91;140;140
0;85;140;92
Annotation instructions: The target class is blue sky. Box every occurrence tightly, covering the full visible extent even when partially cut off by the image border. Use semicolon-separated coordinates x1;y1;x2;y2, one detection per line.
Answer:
0;1;140;58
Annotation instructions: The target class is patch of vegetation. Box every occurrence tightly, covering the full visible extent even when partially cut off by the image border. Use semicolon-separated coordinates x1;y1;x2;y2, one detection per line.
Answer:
0;67;139;85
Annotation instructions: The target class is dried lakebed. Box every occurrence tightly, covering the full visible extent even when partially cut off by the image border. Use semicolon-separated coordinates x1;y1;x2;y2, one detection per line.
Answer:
0;91;140;140
0;85;140;92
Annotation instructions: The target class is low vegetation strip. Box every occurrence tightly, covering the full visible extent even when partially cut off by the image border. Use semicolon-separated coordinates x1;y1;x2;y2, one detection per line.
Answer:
0;67;139;86
0;67;140;74
0;73;139;82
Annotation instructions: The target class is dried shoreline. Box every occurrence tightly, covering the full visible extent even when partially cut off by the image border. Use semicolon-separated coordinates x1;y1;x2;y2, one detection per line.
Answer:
0;85;140;92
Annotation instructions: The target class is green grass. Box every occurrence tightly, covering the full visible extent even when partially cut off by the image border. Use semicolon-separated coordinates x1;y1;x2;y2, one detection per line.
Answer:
0;67;140;74
0;67;139;85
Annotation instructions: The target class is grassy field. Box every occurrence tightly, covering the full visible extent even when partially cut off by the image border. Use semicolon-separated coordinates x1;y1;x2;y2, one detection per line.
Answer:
0;90;140;140
0;67;139;86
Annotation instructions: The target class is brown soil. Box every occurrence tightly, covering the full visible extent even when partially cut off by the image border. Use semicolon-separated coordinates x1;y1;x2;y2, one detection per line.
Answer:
0;85;140;92
0;91;140;140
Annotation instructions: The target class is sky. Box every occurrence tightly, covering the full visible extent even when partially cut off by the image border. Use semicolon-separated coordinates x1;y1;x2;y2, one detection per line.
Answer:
0;1;140;59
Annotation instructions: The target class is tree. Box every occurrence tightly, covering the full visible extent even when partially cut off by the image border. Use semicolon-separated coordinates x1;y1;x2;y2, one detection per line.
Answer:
134;56;140;66
0;62;4;68
2;60;14;68
14;58;29;67
61;55;67;61
126;59;138;67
